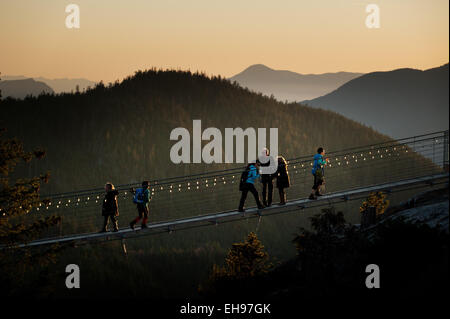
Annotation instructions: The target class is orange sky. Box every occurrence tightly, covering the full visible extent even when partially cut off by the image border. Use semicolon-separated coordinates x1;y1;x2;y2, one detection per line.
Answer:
0;0;448;82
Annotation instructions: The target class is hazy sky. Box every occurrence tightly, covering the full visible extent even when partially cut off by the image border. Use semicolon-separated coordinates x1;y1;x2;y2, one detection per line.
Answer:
0;0;448;82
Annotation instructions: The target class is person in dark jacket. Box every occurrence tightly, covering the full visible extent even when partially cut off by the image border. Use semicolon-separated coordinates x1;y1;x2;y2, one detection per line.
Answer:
100;182;119;232
276;156;290;205
309;147;329;200
238;162;265;212
130;181;151;229
259;148;275;207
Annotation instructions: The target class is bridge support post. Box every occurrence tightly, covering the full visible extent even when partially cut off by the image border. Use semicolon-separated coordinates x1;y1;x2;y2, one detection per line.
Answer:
361;206;377;229
58;220;63;237
121;238;128;257
255;216;262;234
444;130;449;172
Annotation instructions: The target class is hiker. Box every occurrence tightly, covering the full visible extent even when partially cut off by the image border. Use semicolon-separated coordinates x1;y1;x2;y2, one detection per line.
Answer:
309;147;329;200
238;162;265;212
130;181;151;230
276;156;290;205
100;182;119;232
259;148;275;207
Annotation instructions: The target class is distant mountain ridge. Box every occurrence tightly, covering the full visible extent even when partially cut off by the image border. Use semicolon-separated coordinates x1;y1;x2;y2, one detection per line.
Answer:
1;69;390;193
230;64;363;102
303;63;449;139
0;78;54;99
1;75;96;94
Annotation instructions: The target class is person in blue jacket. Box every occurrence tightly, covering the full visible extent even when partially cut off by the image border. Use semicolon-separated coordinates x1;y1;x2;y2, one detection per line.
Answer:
238;162;265;212
129;181;151;229
309;147;329;200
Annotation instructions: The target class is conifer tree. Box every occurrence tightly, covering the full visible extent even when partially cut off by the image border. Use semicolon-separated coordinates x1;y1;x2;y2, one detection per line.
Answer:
212;232;272;281
0;128;61;295
360;191;389;216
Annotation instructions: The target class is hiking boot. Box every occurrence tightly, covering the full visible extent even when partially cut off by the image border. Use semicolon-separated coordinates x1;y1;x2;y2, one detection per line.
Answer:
130;222;135;230
308;194;317;200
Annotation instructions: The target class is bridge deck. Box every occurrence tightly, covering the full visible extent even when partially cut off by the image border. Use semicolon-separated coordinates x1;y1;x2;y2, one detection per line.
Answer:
7;172;448;248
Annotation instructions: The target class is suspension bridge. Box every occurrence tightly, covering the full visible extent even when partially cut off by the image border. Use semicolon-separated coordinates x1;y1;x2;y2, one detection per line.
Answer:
3;130;449;249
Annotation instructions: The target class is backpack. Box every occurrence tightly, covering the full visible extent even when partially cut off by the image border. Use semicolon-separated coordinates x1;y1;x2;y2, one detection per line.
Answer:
133;188;145;204
239;166;250;191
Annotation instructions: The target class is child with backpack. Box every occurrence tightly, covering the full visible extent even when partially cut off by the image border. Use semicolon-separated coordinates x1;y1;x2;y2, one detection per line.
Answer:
238;162;265;212
130;181;151;229
309;147;329;200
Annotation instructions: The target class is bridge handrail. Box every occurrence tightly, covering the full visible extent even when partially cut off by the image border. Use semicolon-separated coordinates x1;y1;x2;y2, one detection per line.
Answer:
40;130;449;200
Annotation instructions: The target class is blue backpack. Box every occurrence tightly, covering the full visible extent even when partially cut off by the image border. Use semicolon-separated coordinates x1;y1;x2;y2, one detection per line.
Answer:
239;167;250;191
133;188;145;204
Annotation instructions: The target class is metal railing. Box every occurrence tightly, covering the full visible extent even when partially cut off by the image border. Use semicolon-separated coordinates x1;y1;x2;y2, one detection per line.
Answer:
6;130;449;243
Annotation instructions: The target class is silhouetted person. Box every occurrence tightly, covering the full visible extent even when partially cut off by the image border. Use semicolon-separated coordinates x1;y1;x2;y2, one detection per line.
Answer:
259;148;275;207
238;162;264;212
100;182;119;232
130;181;151;229
276;156;290;205
309;147;329;200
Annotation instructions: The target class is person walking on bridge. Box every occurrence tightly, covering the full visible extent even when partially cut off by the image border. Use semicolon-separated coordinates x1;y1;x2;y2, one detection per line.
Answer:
309;147;329;200
100;182;119;232
238;162;265;212
130;181;151;230
276;156;290;205
259;148;275;207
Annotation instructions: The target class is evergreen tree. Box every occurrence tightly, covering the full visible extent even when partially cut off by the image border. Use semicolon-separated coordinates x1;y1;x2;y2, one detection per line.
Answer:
199;232;272;296
360;191;389;216
214;232;271;280
0;129;61;296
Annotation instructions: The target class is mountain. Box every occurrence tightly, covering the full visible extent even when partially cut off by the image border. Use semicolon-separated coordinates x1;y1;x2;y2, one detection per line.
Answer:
0;78;54;99
1;75;96;94
1;69;389;194
229;64;363;102
0;69;435;299
303;64;449;139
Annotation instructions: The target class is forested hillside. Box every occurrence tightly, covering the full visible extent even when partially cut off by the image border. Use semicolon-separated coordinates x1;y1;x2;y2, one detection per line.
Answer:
0;69;439;299
303;64;449;139
1;69;389;194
